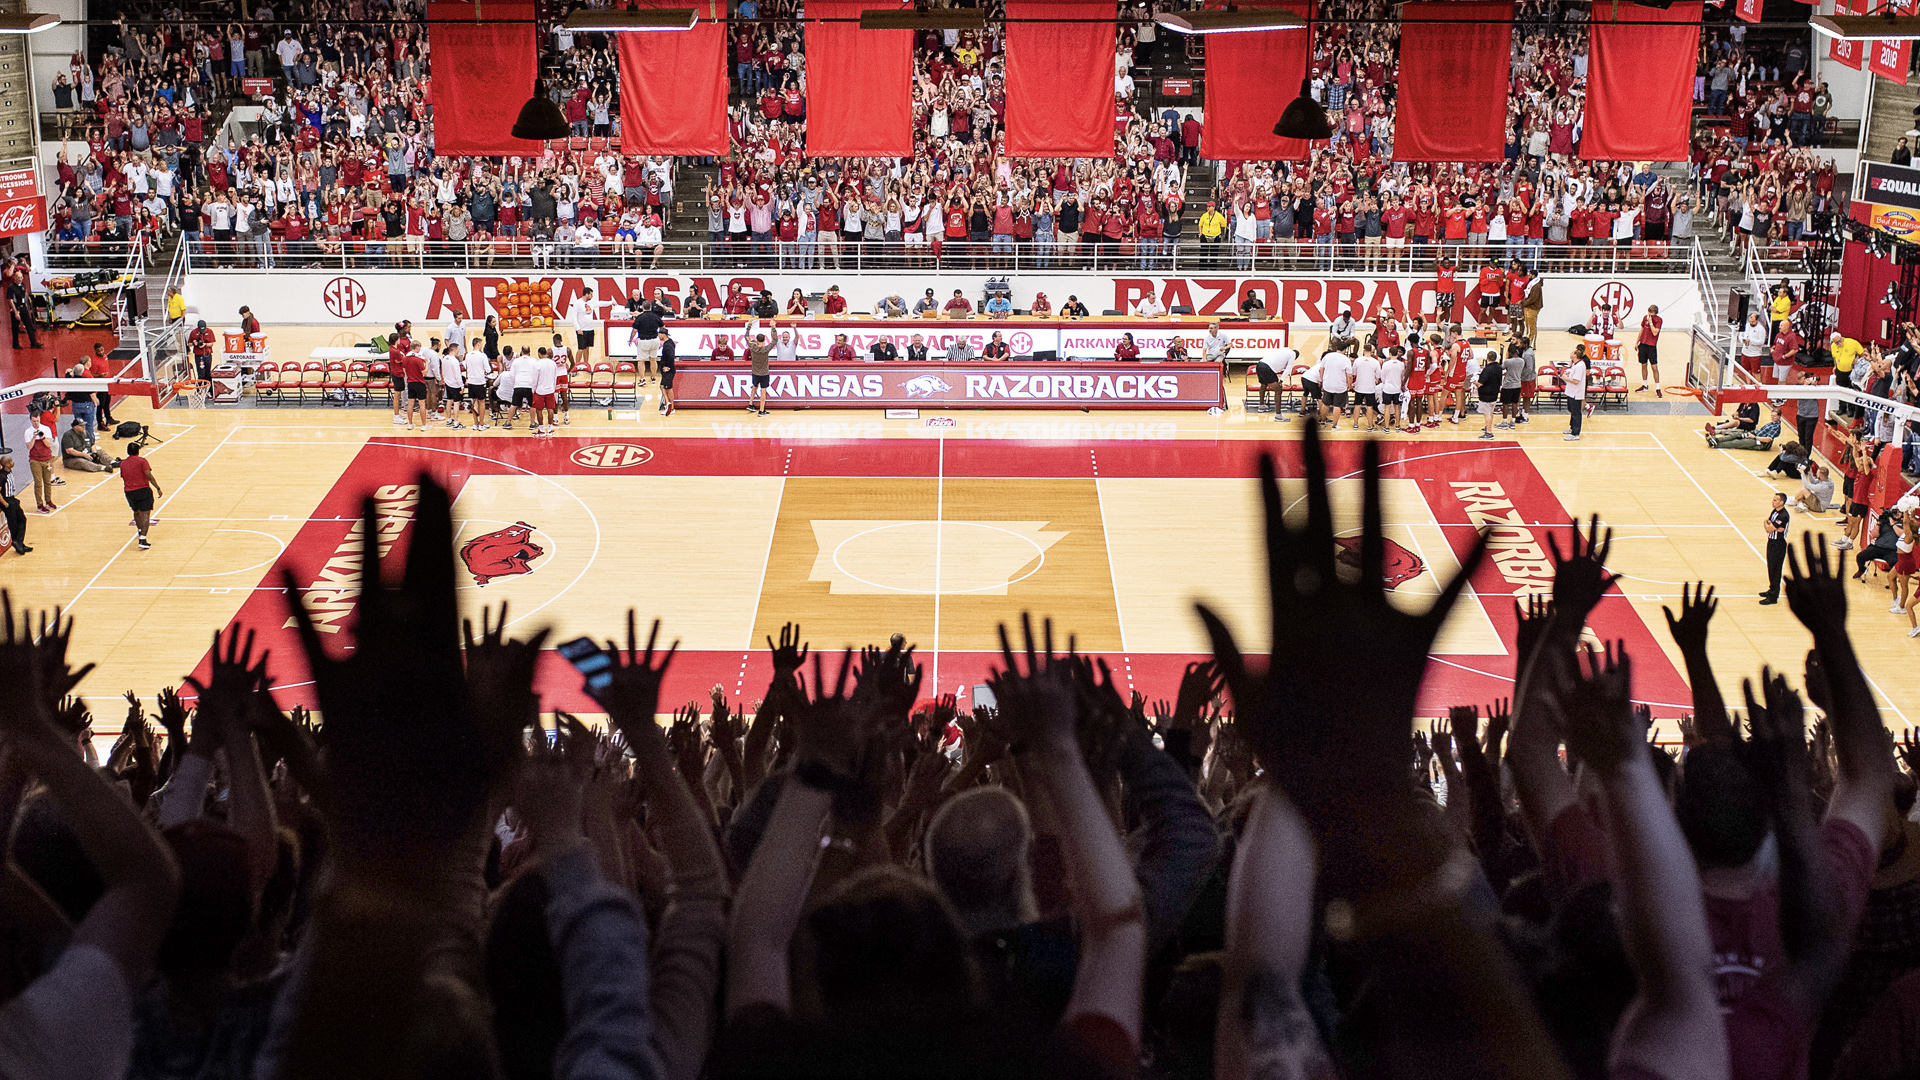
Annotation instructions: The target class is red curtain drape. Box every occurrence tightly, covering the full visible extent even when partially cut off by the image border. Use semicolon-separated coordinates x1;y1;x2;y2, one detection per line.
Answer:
1005;0;1116;157
1200;0;1312;161
805;0;912;156
1394;2;1511;162
1582;1;1701;162
427;1;543;156
616;3;728;155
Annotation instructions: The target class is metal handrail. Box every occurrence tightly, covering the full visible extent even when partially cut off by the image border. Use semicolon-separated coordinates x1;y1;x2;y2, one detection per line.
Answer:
179;236;1698;276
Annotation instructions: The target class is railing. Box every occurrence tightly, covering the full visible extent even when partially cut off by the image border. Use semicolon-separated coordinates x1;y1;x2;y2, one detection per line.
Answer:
42;236;148;271
181;236;1699;276
141;242;190;407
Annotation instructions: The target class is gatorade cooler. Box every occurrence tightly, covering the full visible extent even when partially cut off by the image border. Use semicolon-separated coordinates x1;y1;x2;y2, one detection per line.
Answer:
222;329;246;353
1604;341;1623;366
248;332;268;356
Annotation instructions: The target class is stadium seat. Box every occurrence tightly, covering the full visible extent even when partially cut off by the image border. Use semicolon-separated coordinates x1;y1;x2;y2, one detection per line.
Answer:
590;362;616;405
253;361;281;405
613;360;639;405
322;362;349;404
346;362;373;404
297;361;327;405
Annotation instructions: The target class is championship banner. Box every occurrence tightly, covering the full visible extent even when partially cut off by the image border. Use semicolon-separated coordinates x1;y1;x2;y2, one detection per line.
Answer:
670;360;1227;409
0;168;44;238
1857;161;1920;239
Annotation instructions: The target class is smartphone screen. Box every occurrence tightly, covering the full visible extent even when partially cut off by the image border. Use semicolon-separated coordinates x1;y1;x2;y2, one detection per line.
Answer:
557;636;613;693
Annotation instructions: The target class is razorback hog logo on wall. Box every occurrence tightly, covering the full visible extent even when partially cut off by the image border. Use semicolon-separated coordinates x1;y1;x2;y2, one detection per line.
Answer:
460;522;545;586
1333;535;1426;590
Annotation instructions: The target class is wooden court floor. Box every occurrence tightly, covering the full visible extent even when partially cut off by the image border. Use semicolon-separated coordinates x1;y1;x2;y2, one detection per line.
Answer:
7;326;1915;736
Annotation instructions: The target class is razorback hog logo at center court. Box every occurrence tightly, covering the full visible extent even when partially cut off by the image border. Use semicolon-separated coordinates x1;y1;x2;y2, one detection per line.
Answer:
902;375;953;397
1333;535;1427;590
460;522;544;586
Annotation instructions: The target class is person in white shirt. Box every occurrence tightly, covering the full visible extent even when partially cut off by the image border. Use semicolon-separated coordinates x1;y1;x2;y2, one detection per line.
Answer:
439;346;467;429
1299;354;1326;421
1563;346;1589;441
495;345;518;417
1253;345;1297;415
1203;323;1231;366
445;312;468;351
775;330;799;366
1350;348;1383;431
1319;349;1354;430
1380;347;1407;431
463;346;491;429
531;347;560;434
506;346;539;429
567;287;599;370
1133;293;1166;318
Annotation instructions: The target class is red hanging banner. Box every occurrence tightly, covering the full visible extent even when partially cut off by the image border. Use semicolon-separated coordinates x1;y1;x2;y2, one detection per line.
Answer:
1734;0;1761;22
427;1;544;156
1395;2;1512;162
805;0;912;156
1830;35;1863;69
1583;0;1701;162
616;0;729;155
1200;0;1313;161
1005;0;1117;157
1870;37;1912;84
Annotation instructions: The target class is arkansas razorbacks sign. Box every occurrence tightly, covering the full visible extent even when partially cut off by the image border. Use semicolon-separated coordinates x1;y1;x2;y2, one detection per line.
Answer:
460;522;544;585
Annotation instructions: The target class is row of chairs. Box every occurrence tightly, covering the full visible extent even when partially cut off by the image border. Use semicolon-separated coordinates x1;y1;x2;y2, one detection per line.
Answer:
1241;361;1634;413
251;360;652;407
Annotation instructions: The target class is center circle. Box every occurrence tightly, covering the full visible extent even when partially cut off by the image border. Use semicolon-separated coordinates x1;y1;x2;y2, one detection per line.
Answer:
831;521;1048;594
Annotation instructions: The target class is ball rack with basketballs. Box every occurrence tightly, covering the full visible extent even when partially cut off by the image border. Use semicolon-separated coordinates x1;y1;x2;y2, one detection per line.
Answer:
498;280;557;333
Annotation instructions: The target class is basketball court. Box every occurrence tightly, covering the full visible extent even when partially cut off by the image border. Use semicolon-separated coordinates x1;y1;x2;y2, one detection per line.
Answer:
13;352;1916;733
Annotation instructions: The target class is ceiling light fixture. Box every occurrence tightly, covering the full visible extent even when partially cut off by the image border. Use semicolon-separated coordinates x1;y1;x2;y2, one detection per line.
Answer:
1154;9;1304;33
857;7;986;29
1810;13;1920;40
0;14;60;34
563;8;698;31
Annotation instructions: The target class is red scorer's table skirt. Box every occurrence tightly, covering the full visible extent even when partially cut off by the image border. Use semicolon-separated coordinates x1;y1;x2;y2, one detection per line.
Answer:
667;360;1228;410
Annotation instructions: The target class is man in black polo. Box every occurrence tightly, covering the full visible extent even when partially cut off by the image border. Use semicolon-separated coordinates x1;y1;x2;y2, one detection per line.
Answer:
630;296;667;385
870;336;899;363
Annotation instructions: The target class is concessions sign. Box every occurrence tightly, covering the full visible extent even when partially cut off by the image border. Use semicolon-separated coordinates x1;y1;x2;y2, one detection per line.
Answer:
241;77;276;96
1162;78;1193;96
1859;161;1920;239
672;361;1227;410
0;168;44;239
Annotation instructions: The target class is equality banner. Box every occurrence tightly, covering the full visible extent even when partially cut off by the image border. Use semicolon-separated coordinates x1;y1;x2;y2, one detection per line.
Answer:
670;360;1228;409
1395;2;1512;162
1200;0;1313;161
806;0;913;156
1005;0;1117;157
616;0;728;155
427;1;544;156
1583;0;1701;161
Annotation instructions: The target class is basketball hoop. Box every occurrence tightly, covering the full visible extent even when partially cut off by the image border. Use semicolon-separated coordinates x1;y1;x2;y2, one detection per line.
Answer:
173;380;211;409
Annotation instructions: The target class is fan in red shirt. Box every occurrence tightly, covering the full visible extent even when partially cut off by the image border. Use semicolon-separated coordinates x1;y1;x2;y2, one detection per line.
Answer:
827;334;856;362
386;325;413;421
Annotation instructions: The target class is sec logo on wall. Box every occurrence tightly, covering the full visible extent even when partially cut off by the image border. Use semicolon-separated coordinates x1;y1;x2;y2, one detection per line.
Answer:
571;443;655;469
323;277;368;320
1591;281;1635;319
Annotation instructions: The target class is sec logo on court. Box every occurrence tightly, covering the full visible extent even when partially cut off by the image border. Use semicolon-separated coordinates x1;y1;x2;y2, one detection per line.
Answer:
323;277;367;320
571;442;655;469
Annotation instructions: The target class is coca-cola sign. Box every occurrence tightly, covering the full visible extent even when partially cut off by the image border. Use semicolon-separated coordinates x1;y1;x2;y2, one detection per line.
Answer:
0;197;45;238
